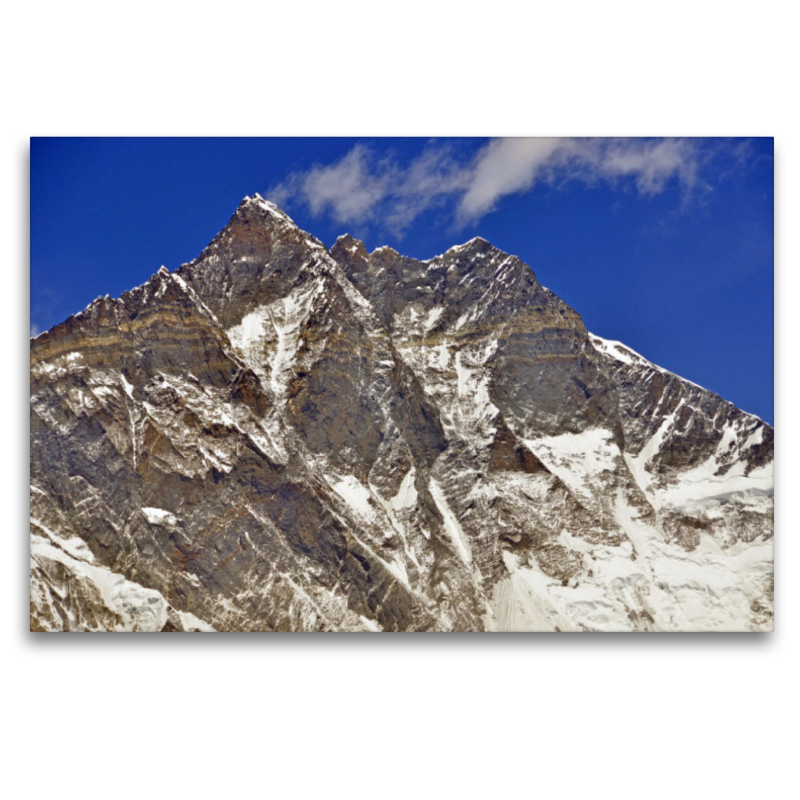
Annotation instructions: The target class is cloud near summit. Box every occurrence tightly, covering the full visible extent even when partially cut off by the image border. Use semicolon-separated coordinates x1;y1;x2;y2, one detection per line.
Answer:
268;137;713;235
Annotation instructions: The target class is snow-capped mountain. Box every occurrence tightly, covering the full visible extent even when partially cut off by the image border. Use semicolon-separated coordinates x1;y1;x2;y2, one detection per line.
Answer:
30;195;774;631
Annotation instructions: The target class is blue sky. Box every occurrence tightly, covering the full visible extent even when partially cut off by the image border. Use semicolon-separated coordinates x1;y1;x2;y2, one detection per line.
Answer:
30;137;773;424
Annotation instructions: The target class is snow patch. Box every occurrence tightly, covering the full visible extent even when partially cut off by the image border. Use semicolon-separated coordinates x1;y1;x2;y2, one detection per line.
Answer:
142;507;179;526
31;521;168;632
488;490;773;631
391;468;418;510
175;610;216;632
424;306;444;332
659;462;773;514
328;475;375;520
429;478;472;565
525;428;619;498
744;426;764;449
227;283;318;398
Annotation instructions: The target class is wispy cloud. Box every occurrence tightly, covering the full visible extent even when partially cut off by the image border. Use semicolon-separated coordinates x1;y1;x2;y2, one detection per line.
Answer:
271;145;393;224
270;142;471;234
268;137;725;235
30;322;41;339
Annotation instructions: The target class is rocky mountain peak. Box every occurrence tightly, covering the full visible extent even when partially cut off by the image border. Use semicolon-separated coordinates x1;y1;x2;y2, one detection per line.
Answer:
172;199;333;329
332;232;367;253
30;196;774;632
443;235;492;254
330;233;369;274
237;192;296;223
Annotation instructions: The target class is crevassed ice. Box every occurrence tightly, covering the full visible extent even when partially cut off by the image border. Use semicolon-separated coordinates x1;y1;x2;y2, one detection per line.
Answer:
487;489;772;632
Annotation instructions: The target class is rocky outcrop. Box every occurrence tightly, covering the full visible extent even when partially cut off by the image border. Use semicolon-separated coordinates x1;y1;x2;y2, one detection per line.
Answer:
30;195;774;632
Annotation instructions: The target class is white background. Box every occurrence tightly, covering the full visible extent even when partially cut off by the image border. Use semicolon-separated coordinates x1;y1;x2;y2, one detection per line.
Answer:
4;3;795;798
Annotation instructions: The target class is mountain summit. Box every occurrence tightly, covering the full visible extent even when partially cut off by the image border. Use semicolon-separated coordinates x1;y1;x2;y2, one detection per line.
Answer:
30;198;774;631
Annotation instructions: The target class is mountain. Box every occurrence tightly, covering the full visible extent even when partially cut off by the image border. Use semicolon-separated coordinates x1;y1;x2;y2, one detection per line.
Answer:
29;195;774;632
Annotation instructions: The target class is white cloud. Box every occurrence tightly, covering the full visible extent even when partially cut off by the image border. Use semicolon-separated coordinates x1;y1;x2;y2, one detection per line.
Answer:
270;143;470;234
457;138;707;221
589;138;702;195
457;137;565;220
269;137;715;234
30;323;41;339
285;145;392;224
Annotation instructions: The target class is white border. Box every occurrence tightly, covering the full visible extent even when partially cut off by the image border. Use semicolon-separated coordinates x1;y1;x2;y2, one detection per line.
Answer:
5;4;793;798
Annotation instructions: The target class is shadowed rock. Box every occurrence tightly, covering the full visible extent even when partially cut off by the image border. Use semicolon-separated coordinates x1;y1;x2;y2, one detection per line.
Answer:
30;197;774;632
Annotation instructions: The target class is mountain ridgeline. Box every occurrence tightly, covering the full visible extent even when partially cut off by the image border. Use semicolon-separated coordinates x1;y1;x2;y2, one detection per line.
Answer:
30;196;774;632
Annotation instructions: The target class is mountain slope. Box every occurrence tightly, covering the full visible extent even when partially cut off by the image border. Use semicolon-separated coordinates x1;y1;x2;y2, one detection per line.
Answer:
30;195;774;631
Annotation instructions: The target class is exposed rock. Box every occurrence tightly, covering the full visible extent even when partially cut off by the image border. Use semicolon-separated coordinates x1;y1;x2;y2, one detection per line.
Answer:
30;195;774;632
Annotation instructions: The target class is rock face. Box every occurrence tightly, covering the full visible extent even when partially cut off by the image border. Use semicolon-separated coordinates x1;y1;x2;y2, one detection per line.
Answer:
30;195;774;632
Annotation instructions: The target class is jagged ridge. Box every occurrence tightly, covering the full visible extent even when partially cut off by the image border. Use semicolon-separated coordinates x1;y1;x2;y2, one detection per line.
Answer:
30;195;774;632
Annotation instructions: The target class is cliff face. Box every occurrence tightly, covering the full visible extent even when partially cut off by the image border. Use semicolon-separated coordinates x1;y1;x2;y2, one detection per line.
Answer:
30;196;774;631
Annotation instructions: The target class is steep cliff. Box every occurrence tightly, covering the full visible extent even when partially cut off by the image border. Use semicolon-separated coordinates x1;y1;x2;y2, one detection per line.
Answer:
30;195;774;631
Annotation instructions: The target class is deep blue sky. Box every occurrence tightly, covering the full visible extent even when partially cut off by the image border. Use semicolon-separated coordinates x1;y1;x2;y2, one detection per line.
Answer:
30;137;773;424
